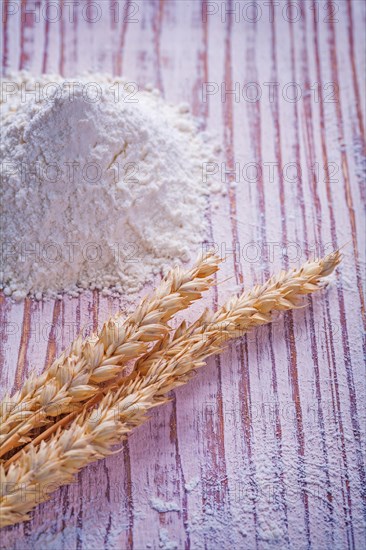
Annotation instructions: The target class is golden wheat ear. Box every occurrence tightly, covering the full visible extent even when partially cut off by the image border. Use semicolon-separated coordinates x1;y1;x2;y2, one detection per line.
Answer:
0;252;340;528
0;251;221;459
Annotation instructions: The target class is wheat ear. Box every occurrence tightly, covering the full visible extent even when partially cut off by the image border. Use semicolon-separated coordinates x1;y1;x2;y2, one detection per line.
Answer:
5;251;340;461
0;252;340;527
134;250;341;372
0;252;221;458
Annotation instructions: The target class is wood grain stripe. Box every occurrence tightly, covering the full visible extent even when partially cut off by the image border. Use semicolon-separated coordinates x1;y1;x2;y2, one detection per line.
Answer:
13;298;32;390
152;0;165;93
328;4;366;331
346;0;366;153
123;439;134;550
312;1;362;540
326;3;366;515
59;0;65;76
296;4;336;538
0;295;6;379
42;0;50;73
19;0;26;70
246;19;289;542
43;301;62;370
2;0;9;71
115;0;131;75
72;0;78;65
169;400;190;549
222;1;266;543
270;1;310;540
223;2;243;286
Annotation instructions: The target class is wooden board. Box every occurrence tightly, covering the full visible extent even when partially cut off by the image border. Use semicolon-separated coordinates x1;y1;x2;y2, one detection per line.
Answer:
1;1;365;548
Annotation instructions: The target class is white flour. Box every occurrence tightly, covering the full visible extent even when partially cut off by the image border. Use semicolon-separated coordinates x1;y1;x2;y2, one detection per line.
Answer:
149;497;180;513
0;72;221;300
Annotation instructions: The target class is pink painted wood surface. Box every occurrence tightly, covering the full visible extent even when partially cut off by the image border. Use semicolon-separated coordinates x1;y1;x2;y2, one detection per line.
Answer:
1;1;365;548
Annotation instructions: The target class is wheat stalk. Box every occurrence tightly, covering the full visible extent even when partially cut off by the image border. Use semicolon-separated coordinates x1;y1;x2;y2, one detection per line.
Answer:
7;250;340;456
134;250;341;371
0;252;220;458
0;252;340;527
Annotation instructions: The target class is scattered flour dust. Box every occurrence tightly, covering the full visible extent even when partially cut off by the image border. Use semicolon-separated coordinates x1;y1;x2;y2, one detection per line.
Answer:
149;497;181;513
159;528;178;550
184;476;200;492
0;72;221;300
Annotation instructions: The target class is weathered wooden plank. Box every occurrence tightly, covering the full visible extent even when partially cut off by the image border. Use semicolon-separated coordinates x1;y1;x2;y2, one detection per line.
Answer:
0;1;365;549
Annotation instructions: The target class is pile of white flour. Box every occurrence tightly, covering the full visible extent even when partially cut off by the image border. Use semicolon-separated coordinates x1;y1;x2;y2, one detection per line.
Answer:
1;73;221;300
